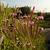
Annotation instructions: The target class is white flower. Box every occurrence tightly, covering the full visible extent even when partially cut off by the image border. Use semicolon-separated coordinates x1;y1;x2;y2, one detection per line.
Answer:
38;27;44;32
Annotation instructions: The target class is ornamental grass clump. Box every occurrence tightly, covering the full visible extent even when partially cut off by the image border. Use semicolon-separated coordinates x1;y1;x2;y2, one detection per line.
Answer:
0;7;46;50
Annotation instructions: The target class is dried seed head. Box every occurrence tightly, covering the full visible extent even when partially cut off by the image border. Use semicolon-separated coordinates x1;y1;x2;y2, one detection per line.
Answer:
33;46;36;48
38;27;44;32
16;37;19;40
27;43;31;46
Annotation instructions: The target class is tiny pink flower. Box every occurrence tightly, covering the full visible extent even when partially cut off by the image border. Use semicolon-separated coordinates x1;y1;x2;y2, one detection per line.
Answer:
20;16;23;19
28;15;31;18
37;16;44;20
29;21;34;25
10;13;17;16
23;16;27;18
28;21;34;27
